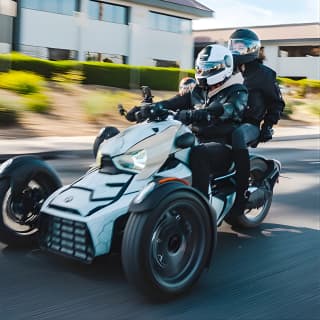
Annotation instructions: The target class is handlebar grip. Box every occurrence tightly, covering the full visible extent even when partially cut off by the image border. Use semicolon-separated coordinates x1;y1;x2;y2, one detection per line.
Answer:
118;104;127;116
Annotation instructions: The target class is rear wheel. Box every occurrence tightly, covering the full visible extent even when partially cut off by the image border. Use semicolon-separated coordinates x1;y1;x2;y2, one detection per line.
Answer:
121;191;214;300
225;158;272;228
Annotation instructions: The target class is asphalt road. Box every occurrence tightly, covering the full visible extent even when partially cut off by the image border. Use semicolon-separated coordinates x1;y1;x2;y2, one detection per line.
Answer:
0;138;319;320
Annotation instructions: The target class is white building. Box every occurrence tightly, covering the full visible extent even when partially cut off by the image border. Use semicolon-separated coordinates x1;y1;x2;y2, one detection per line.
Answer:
14;0;212;69
193;23;320;80
0;0;17;53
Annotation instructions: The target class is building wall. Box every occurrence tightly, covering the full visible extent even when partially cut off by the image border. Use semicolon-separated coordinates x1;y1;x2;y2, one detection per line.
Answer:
20;9;78;50
278;57;319;80
259;44;320;80
19;0;195;68
0;0;17;53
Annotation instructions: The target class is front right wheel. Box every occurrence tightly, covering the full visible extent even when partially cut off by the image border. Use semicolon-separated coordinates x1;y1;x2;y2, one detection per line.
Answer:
121;190;214;300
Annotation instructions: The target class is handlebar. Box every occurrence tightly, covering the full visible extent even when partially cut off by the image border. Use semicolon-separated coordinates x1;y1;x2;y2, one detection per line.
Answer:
118;103;174;123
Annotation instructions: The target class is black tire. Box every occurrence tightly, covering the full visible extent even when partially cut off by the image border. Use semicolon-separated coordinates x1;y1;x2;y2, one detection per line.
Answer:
121;190;214;300
225;158;273;228
0;163;62;247
93;126;120;158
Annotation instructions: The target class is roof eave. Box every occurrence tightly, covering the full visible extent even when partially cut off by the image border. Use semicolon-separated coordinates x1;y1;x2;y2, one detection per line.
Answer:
128;0;214;18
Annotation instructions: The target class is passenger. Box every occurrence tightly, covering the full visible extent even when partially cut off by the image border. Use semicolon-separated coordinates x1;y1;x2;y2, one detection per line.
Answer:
227;28;285;215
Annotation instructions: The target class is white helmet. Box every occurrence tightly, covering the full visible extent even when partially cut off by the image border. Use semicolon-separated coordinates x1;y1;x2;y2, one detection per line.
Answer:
195;44;233;87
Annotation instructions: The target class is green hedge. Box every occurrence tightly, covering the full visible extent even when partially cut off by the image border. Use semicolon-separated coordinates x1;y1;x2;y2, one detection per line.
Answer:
0;53;194;91
0;101;18;126
278;77;320;90
0;53;79;78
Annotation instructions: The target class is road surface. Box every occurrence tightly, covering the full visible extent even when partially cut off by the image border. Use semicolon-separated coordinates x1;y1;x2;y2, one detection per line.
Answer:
0;138;319;320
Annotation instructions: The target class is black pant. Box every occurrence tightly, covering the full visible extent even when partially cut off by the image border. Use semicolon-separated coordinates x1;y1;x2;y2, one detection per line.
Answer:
230;123;260;212
189;142;232;198
231;123;260;149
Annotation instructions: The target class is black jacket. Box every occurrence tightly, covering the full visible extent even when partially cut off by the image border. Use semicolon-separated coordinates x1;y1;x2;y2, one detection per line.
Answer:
159;83;248;141
243;60;285;127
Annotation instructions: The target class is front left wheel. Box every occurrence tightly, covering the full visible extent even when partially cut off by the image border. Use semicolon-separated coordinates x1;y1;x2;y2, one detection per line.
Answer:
0;158;62;247
121;190;215;300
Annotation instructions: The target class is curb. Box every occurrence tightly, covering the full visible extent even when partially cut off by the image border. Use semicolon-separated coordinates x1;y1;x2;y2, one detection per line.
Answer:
0;132;318;163
0;149;92;163
272;134;319;142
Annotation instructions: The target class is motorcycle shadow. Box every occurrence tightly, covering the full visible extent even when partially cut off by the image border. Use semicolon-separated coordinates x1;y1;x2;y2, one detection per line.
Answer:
1;244;125;283
216;221;308;252
0;221;316;304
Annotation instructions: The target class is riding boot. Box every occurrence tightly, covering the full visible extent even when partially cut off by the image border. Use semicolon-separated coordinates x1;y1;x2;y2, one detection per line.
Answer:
231;148;250;216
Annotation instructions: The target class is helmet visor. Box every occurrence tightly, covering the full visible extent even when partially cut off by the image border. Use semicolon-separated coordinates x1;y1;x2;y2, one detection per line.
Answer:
195;60;226;78
228;38;261;55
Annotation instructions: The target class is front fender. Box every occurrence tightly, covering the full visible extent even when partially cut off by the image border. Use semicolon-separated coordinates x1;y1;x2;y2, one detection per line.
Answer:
250;154;281;189
0;155;62;192
129;180;217;267
129;180;208;212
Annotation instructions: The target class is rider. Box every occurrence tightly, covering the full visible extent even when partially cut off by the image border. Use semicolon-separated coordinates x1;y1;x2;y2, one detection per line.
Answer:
227;28;285;215
126;44;250;201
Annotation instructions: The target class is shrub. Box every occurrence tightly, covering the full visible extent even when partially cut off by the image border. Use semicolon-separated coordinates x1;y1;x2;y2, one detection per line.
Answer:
282;100;295;117
308;103;320;117
0;70;45;94
23;92;51;113
81;90;134;122
52;70;85;84
0;100;18;126
278;77;320;97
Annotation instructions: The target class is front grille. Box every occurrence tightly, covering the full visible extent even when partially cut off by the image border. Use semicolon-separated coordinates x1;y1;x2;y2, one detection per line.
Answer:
39;214;94;263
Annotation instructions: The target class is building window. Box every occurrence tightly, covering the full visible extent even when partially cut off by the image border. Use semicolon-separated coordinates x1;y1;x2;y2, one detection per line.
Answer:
20;44;77;60
86;52;126;64
21;0;77;16
48;48;77;60
149;11;191;34
88;1;128;24
279;46;320;57
153;59;180;68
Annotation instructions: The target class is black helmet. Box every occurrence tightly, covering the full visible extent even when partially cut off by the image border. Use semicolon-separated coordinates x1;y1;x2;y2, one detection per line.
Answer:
228;28;261;65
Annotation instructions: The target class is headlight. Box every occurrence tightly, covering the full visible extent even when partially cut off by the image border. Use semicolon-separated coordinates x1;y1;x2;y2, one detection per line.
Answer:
114;149;147;172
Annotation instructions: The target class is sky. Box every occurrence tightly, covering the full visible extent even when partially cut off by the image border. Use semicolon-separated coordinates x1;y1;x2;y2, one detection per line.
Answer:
193;0;320;30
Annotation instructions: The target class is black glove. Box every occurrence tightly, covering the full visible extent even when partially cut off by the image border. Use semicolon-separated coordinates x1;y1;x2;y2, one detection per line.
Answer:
175;110;192;124
191;109;208;123
126;106;140;122
134;104;151;122
207;101;224;118
149;103;168;120
141;86;153;103
259;124;274;142
140;104;151;117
